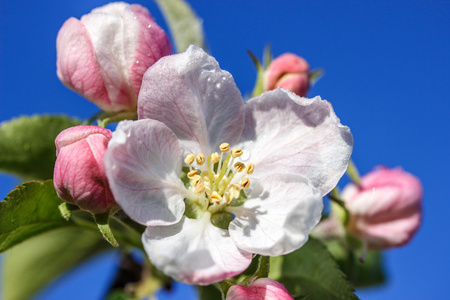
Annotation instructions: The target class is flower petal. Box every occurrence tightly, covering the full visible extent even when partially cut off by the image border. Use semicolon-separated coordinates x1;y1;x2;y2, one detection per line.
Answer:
143;213;252;285
104;119;186;226
239;89;353;196
81;9;134;108
226;278;293;300
227;173;323;256
124;4;173;96
138;45;245;156
56;17;112;110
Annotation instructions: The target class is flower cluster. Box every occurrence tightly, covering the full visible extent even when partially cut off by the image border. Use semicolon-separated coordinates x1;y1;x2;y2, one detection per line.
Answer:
47;1;423;299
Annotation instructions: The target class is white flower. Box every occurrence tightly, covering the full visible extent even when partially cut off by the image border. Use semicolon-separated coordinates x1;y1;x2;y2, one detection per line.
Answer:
104;46;353;285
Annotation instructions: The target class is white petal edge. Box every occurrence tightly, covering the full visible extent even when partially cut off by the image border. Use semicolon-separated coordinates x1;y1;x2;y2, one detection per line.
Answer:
104;119;187;226
143;213;252;285
238;88;353;196
227;173;323;256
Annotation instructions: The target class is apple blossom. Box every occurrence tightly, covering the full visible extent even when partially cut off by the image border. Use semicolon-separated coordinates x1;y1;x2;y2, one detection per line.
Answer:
56;2;172;112
264;53;310;97
104;45;353;284
226;278;293;300
54;125;116;214
342;167;423;249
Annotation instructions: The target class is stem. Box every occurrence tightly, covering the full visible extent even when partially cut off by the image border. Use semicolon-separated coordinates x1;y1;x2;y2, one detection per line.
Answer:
216;280;234;300
254;255;271;279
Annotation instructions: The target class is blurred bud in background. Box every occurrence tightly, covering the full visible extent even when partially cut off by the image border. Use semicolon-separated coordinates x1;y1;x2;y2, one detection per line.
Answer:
342;167;423;250
54;125;116;214
226;278;293;300
264;53;310;97
56;2;172;112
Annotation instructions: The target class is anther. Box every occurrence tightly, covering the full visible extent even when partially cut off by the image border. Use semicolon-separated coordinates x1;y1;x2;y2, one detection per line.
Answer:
231;148;243;158
246;163;255;175
184;154;196;165
241;178;250;189
211;152;221;164
220;143;230;152
187;170;198;178
234;162;245;172
229;184;241;199
195;184;205;194
191;175;202;186
196;153;206;165
211;191;222;204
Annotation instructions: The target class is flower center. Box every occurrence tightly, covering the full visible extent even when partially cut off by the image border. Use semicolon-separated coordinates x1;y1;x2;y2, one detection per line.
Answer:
183;143;254;215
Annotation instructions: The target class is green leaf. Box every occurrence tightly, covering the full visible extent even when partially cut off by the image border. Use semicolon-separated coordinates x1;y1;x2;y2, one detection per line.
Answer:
198;284;221;300
0;115;81;180
270;238;359;300
0;180;72;253
154;0;205;52
2;227;111;300
324;240;386;288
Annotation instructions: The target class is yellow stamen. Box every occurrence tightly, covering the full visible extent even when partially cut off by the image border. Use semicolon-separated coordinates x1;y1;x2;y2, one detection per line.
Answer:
234;162;245;172
229;184;241;199
246;163;255;175
241;178;250;189
220;143;230;152
211;191;222;204
191;175;202;186
184;154;195;165
195;184;205;194
196;153;206;165
231;148;243;158
211;152;221;164
187;170;198;178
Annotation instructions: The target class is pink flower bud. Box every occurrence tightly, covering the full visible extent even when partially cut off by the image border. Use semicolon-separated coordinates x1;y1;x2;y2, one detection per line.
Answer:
54;125;115;214
56;2;172;112
226;278;293;300
342;167;423;250
264;53;310;97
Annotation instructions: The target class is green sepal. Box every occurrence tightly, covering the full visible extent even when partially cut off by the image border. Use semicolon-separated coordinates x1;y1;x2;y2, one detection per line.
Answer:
94;212;119;247
309;68;325;86
0;115;81;180
346;159;361;186
248;50;266;98
58;202;80;220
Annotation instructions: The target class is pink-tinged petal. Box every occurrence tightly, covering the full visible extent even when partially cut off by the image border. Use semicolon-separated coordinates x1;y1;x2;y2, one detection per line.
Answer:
54;126;115;214
55;125;112;156
104;119;186;226
138;45;244;156
124;4;173;96
81;12;135;110
227;173;322;256
227;278;293;300
143;213;252;285
342;167;422;249
264;53;310;97
239;89;353;196
56;18;112;110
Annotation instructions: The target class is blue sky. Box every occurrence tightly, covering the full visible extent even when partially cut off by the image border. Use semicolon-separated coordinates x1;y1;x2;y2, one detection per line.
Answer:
1;0;450;299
